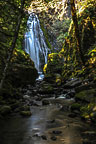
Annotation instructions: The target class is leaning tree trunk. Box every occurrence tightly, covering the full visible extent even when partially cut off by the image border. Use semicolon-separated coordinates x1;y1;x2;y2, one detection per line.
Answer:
70;0;85;66
0;0;25;89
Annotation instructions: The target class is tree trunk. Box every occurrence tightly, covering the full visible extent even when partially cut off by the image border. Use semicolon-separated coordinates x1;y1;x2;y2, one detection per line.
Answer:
70;0;85;66
0;0;25;89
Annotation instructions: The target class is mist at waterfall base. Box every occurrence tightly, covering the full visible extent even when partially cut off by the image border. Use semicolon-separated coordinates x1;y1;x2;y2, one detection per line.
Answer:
25;13;48;80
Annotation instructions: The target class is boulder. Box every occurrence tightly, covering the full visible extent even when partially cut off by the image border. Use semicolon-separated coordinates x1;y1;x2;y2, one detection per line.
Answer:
64;78;82;89
19;105;30;111
71;103;81;111
42;99;50;105
38;82;54;94
75;88;96;103
0;105;11;115
43;53;63;84
20;111;32;116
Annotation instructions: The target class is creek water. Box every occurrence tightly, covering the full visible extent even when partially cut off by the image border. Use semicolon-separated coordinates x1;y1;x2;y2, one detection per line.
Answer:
0;96;94;144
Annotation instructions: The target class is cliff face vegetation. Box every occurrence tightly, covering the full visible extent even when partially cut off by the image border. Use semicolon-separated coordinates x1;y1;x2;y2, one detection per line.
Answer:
41;0;96;82
0;0;38;101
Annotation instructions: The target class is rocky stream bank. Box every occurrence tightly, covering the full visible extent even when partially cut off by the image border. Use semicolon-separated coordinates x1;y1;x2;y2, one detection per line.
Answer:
0;77;96;144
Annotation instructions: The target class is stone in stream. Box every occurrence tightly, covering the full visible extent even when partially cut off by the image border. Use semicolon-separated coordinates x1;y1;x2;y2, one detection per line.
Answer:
19;105;30;111
51;136;57;141
42;99;50;105
20;111;32;116
41;135;47;140
47;119;55;123
52;130;62;134
0;105;12;115
68;113;77;118
64;78;82;89
81;131;96;138
23;95;30;100
82;139;95;144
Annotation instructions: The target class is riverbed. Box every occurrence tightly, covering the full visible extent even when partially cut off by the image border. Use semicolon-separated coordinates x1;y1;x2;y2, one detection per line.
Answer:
0;96;95;144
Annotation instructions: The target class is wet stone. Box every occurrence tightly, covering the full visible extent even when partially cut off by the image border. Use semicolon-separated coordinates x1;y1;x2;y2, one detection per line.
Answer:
42;100;50;105
33;134;40;137
51;136;57;141
82;131;96;138
52;130;62;135
47;119;55;123
68;113;77;118
20;111;32;117
83;139;93;144
41;135;47;140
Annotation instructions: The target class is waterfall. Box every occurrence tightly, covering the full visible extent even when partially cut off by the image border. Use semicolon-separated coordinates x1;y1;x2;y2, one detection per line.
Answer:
25;13;48;72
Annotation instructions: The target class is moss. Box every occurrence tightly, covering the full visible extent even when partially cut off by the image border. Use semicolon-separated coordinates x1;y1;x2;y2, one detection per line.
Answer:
10;101;20;110
19;105;30;111
75;89;96;102
44;53;63;74
20;111;32;117
71;103;81;111
40;20;52;49
41;83;54;93
80;103;96;120
0;105;11;115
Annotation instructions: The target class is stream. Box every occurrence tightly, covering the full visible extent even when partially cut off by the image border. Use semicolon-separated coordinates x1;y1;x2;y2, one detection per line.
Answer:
0;79;96;144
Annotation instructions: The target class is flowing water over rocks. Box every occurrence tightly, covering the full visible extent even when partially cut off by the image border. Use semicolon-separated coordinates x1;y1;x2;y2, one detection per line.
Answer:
0;80;96;144
25;13;48;72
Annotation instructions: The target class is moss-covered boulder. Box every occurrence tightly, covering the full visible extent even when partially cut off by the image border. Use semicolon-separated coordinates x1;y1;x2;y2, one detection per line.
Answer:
43;53;63;84
7;64;38;87
5;49;38;87
74;86;96;122
0;49;38;107
20;111;32;117
38;82;54;94
71;103;81;111
19;105;30;111
75;88;96;103
0;105;11;115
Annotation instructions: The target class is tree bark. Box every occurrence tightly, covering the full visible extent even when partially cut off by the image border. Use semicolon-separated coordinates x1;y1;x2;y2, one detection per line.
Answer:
0;0;25;89
70;0;85;65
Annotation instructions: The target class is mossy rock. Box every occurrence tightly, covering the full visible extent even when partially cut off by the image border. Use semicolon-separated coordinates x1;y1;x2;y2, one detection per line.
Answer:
71;103;81;111
44;53;63;74
43;53;63;84
40;82;54;94
75;88;96;103
80;103;96;121
6;64;38;87
19;105;30;111
42;99;50;105
0;105;11;115
10;101;20;110
20;111;32;117
0;86;22;100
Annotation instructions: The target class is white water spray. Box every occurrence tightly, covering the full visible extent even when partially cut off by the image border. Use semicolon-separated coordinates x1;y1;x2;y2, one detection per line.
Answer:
25;13;48;72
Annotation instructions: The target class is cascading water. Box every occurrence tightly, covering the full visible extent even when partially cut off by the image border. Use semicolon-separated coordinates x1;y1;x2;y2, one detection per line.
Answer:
25;13;48;74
